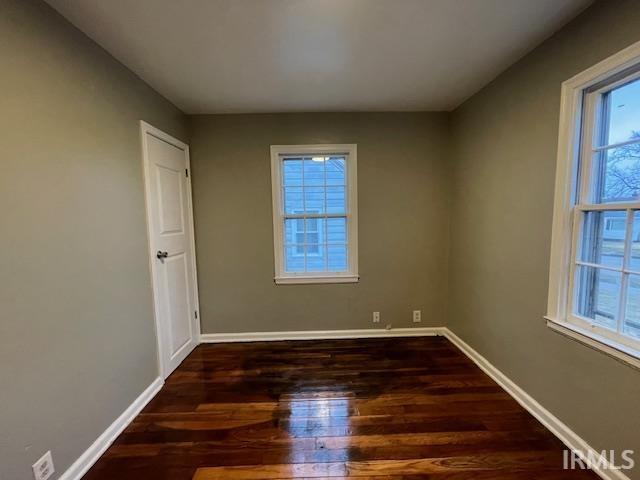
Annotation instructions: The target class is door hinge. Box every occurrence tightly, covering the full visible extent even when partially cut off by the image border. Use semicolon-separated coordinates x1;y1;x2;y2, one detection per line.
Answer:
194;310;198;319
185;168;189;178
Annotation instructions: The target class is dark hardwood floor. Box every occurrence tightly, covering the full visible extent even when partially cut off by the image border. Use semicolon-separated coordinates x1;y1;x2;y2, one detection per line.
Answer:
84;336;597;479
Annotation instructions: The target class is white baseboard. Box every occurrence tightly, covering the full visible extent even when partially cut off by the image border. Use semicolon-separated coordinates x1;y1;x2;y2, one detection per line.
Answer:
442;328;631;480
200;327;446;343
59;377;163;480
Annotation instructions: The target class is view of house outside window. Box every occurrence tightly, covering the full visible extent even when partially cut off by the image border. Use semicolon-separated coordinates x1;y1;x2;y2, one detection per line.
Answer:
574;76;640;340
281;156;349;273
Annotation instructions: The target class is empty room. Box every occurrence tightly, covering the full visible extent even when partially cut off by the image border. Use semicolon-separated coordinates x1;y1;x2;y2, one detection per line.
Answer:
3;0;640;479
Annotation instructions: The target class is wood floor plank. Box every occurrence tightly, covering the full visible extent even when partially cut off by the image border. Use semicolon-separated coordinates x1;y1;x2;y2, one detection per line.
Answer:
82;337;598;480
192;452;584;479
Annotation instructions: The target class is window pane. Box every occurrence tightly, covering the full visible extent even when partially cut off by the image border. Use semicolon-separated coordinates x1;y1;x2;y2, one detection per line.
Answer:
304;187;325;213
305;218;324;244
284;187;303;214
605;77;640;146
303;158;325;186
327;217;347;243
326;186;346;214
328;244;348;271
326;157;346;185
580;210;626;268
276;149;354;278
305;245;326;272
594;146;640;203
576;265;620;330
284;245;304;272
632;211;640;272
283;158;303;186
284;218;305;244
624;275;640;339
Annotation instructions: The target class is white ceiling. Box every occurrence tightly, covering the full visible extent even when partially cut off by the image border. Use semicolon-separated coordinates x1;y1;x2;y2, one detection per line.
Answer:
46;0;592;114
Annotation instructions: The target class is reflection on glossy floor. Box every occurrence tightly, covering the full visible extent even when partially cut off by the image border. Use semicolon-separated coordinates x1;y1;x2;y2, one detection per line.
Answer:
84;336;597;479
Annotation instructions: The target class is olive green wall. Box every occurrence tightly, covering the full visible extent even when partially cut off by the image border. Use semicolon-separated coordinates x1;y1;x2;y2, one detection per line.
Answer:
0;0;188;479
448;1;640;477
189;113;450;333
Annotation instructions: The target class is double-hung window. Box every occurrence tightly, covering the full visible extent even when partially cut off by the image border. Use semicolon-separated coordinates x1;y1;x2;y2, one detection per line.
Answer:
547;41;640;366
270;144;358;284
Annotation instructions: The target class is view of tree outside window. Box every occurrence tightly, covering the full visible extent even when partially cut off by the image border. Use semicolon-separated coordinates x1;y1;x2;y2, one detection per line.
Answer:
576;76;640;340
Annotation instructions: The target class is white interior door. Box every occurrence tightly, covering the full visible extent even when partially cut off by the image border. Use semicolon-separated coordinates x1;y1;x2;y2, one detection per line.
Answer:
141;122;200;379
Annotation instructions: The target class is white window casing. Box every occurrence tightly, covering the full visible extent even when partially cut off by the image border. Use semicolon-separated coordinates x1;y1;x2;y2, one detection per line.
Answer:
547;40;640;369
270;144;359;285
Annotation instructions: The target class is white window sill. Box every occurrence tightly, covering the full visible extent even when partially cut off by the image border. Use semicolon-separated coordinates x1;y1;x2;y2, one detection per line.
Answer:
545;316;640;370
275;275;359;285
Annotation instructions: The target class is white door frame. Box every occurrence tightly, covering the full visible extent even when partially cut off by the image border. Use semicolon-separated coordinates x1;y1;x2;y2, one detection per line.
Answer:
139;121;201;378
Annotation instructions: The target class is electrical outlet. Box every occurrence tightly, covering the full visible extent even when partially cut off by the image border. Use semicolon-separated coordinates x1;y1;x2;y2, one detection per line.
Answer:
32;451;54;480
372;311;380;323
412;310;421;323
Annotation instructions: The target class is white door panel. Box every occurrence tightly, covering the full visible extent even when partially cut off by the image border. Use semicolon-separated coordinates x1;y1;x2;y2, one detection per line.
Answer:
156;165;185;234
164;253;191;354
142;122;199;379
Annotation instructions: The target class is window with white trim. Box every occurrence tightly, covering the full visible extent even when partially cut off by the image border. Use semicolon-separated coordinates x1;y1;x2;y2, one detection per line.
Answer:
548;42;640;364
270;144;358;284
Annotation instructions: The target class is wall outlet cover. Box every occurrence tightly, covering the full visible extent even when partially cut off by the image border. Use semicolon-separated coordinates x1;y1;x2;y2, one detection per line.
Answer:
32;451;54;480
413;310;421;323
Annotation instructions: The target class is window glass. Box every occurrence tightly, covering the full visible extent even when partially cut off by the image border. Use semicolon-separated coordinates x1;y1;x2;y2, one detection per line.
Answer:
550;51;640;358
571;72;640;346
327;244;348;271
632;211;640;272
303;187;325;213
327;218;347;243
284;187;303;214
284;245;304;272
326;157;346;185
278;153;354;277
283;158;303;186
580;210;626;268
594;146;640;203
605;77;640;146
305;218;322;246
576;266;621;330
305;245;326;271
624;275;640;339
326;186;346;214
303;158;325;186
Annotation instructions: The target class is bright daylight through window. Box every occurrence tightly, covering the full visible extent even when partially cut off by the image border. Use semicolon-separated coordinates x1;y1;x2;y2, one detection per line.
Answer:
549;57;640;360
270;145;358;284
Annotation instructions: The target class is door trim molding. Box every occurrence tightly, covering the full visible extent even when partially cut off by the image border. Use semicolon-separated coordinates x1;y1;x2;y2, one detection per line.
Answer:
59;377;163;480
140;121;201;379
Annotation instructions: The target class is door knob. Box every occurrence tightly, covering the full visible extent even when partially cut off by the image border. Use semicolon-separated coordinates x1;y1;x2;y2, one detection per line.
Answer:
156;251;169;259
